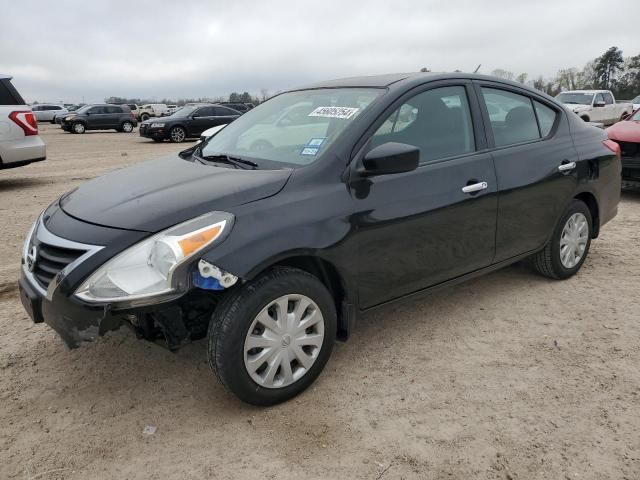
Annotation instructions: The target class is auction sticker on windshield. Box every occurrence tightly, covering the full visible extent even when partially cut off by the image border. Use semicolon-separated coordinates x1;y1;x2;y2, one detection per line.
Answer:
308;106;359;119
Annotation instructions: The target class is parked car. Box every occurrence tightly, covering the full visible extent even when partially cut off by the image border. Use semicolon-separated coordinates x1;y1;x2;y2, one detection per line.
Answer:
164;105;179;116
19;72;621;405
0;74;46;169
197;123;227;143
31;104;68;123
54;104;84;124
138;104;168;121
139;104;239;142
60;104;137;134
607;108;640;181
556;90;633;125
219;102;251;113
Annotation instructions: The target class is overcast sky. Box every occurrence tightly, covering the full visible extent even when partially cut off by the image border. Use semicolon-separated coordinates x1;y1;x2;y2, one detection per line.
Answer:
1;0;638;103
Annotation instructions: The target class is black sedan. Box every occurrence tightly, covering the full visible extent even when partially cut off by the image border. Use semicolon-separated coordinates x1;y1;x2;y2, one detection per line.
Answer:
139;104;240;142
19;72;620;406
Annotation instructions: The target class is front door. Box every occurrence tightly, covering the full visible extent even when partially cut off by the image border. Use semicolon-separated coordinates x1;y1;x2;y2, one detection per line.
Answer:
352;84;498;308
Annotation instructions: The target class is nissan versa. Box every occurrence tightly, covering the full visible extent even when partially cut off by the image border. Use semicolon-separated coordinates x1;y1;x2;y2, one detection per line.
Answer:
19;73;621;405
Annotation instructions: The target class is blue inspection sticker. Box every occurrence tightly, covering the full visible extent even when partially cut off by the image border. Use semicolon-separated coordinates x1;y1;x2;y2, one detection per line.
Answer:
301;147;319;156
306;137;326;148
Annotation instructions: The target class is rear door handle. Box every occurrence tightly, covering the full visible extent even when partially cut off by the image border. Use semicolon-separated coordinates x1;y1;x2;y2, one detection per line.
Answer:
558;161;576;172
462;181;488;194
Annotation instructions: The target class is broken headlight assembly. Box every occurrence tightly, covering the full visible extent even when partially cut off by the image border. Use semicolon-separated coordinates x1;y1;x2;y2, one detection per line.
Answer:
75;211;234;303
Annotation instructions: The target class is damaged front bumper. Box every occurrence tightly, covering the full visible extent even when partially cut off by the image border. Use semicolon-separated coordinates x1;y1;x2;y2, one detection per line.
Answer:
19;271;124;348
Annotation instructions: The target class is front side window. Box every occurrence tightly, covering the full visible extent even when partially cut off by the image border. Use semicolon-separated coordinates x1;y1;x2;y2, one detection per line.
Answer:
201;88;382;167
370;86;475;163
482;88;539;147
88;106;105;114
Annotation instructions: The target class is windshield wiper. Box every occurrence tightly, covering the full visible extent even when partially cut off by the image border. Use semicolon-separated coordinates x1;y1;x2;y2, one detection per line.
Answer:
195;150;258;169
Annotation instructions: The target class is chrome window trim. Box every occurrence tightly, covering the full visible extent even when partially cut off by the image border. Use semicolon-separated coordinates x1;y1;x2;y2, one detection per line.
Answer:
22;217;104;300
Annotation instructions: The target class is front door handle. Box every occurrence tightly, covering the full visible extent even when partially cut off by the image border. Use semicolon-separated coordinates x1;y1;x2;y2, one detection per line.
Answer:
462;181;488;194
558;161;576;172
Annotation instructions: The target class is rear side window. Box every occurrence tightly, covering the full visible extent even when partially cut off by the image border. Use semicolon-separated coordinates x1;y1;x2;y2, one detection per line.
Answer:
0;79;25;106
481;88;539;147
105;106;122;114
371;85;475;163
534;101;557;137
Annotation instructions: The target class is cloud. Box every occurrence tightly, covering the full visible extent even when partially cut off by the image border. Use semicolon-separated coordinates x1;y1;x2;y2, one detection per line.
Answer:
1;0;638;103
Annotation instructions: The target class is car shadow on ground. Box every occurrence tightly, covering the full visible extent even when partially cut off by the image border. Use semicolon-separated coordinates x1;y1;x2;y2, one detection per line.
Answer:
0;177;51;192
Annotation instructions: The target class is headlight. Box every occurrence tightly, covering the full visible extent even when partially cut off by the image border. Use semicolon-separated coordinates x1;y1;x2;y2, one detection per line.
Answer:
150;123;165;128
64;115;76;121
75;211;234;303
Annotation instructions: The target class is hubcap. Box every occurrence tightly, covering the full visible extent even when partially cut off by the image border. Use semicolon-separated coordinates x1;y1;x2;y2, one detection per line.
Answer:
123;122;133;132
74;123;84;133
171;128;185;142
560;212;588;268
243;294;325;389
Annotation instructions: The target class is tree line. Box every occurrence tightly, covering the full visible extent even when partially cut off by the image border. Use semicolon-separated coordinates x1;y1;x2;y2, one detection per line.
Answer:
488;46;639;99
104;90;269;107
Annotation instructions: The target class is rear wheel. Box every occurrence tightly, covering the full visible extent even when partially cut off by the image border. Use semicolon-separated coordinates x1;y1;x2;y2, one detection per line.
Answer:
528;199;592;279
208;267;336;406
169;126;186;143
121;121;134;133
141;113;150;121
72;122;86;134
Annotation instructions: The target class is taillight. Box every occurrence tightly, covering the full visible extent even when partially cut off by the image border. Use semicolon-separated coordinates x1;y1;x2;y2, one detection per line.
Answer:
603;139;621;159
9;111;38;136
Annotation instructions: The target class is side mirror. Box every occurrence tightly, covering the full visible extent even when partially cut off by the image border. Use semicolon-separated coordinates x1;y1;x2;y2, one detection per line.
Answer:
594;101;606;108
360;142;420;176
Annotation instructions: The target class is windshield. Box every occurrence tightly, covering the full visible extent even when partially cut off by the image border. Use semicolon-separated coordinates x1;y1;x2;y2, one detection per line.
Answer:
556;92;594;105
201;88;382;167
74;105;93;114
166;106;197;118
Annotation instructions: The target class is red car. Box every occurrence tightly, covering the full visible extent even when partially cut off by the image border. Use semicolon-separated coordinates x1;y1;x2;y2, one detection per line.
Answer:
607;108;640;181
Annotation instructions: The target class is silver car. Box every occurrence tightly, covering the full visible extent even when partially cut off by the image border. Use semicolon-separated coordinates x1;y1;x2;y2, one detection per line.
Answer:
31;104;68;122
0;74;46;169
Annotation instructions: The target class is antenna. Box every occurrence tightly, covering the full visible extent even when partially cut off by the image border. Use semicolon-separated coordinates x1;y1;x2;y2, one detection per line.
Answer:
473;64;481;74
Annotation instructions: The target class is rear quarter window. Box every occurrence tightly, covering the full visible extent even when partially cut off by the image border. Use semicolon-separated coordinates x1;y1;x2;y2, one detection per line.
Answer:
0;79;25;105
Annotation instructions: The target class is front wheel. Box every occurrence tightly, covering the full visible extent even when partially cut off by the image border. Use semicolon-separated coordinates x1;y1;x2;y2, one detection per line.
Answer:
208;267;337;406
528;199;592;279
169;126;186;143
72;122;86;134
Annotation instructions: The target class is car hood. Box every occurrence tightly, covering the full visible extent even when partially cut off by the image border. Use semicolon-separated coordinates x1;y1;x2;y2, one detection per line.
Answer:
606;120;640;143
60;155;292;232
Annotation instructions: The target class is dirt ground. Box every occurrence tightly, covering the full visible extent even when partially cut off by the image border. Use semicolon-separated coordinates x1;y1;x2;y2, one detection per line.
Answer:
0;124;639;480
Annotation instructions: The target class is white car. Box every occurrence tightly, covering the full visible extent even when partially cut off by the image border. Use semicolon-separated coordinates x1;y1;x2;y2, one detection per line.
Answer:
555;90;633;126
0;74;46;169
138;104;168;121
31;104;68;123
197;123;227;143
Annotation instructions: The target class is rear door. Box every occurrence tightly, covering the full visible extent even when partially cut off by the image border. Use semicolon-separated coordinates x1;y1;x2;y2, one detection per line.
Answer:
353;82;498;307
104;106;123;128
213;106;240;125
475;82;581;262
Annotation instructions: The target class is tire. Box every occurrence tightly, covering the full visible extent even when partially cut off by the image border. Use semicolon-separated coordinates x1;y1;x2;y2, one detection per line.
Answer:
120;121;134;133
72;122;86;134
208;267;337;406
169;126;186;143
528;199;592;279
141;113;150;121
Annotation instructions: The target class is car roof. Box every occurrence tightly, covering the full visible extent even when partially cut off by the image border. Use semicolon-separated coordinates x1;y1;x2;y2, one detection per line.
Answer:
293;72;549;92
561;90;606;94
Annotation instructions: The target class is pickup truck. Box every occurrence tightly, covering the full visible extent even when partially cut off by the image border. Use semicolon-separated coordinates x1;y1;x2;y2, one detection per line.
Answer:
556;90;633;126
